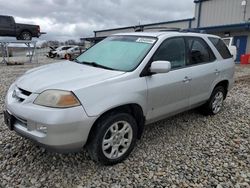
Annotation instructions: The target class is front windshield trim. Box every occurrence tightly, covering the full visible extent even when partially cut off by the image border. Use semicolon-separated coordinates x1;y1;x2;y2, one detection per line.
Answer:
76;35;158;72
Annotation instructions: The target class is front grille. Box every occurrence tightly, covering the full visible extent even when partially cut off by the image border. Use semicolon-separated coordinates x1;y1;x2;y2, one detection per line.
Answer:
19;88;31;96
12;87;32;102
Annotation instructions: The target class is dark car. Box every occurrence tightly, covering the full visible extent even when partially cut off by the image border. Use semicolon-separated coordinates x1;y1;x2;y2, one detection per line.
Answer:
0;15;41;40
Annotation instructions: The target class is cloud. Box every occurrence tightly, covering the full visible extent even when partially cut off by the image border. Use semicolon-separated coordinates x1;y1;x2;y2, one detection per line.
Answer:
0;0;195;41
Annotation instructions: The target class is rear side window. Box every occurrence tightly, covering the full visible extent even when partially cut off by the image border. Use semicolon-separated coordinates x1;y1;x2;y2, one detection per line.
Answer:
209;37;232;59
186;37;216;66
62;47;71;50
152;37;186;69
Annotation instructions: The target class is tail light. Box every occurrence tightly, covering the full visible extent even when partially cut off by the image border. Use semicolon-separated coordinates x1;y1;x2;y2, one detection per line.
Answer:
37;26;40;33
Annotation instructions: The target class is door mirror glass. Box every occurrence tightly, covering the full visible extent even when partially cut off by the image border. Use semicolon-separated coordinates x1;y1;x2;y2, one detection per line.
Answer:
150;61;171;74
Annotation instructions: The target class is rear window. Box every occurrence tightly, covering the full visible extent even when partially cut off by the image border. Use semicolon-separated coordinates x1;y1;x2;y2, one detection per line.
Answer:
62;47;71;50
209;37;232;59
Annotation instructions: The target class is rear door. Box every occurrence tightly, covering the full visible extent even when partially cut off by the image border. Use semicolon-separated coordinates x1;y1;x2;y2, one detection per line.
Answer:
209;37;235;90
184;37;218;107
146;37;190;122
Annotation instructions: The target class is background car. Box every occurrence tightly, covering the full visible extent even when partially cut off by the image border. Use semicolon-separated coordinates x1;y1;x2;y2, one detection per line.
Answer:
46;46;72;58
57;46;84;59
0;15;41;40
222;37;237;61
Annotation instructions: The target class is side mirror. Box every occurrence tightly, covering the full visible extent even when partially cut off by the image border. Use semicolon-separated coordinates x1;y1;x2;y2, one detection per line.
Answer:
150;61;171;74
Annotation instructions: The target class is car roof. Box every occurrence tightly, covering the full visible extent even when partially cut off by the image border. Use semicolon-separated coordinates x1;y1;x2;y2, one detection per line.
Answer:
113;31;220;39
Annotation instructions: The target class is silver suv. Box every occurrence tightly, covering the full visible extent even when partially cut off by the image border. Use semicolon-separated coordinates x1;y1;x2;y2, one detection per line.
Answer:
4;32;235;165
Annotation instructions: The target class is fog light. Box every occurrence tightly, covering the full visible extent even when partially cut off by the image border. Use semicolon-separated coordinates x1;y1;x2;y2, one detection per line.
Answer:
37;125;47;133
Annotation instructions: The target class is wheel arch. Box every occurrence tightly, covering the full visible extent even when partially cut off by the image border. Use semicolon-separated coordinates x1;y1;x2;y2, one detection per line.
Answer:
212;80;229;99
18;29;32;39
86;103;145;145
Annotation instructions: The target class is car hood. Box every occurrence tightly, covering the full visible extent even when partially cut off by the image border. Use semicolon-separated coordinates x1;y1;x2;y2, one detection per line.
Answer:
15;61;125;93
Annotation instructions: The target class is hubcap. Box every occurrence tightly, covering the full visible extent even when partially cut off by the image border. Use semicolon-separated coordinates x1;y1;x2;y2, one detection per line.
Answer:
23;33;31;40
102;121;133;159
212;91;224;114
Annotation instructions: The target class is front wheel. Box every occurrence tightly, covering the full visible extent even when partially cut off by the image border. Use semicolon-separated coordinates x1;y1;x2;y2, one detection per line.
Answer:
87;113;138;165
65;53;71;60
201;86;226;115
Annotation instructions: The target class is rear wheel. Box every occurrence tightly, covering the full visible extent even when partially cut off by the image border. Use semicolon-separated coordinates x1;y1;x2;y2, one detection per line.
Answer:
87;113;138;165
19;31;32;40
201;86;226;115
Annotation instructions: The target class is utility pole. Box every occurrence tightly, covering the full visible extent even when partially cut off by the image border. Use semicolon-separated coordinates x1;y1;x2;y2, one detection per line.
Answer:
242;0;248;22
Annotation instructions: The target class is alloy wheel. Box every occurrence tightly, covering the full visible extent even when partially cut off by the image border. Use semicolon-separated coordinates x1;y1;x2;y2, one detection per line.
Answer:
102;121;133;159
212;91;224;114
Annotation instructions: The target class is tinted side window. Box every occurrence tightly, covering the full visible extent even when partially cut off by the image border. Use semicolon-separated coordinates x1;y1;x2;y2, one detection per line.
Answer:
186;37;216;65
0;17;11;26
209;37;232;59
152;37;186;69
62;47;71;50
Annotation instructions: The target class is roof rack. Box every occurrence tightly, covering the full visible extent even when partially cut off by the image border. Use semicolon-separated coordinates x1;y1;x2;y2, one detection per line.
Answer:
180;28;207;33
134;26;181;32
134;26;207;34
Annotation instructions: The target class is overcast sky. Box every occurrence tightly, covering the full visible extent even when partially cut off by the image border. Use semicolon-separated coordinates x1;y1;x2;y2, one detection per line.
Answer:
0;0;195;41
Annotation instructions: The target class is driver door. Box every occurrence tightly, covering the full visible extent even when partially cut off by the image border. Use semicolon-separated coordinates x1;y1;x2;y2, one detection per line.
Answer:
145;37;190;122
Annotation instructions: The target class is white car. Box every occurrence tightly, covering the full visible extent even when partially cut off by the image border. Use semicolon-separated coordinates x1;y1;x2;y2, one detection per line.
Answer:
222;37;237;61
4;32;235;165
47;46;72;58
57;46;82;59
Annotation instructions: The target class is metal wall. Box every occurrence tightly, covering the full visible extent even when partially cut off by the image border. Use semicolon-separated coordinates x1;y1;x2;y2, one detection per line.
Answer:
95;28;134;38
213;30;250;54
143;21;190;31
198;0;250;27
95;20;191;38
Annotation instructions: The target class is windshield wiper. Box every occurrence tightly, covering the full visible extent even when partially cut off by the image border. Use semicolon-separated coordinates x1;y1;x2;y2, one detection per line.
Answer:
81;61;115;70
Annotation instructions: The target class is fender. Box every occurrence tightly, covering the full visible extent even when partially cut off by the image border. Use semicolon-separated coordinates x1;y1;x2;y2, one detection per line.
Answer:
74;76;148;117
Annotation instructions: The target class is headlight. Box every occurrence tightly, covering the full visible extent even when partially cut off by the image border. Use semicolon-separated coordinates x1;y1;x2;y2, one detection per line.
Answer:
34;90;80;108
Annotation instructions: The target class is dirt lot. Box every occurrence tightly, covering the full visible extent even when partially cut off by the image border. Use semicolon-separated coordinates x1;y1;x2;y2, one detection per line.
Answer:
0;60;249;188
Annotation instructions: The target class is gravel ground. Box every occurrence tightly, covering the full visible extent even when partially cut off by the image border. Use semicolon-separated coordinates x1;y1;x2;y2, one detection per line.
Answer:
0;61;250;188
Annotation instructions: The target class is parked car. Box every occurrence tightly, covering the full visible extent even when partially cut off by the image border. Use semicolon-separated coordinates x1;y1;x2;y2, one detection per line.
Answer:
46;46;57;58
0;15;41;40
46;46;72;58
222;37;237;61
4;32;235;165
57;46;84;59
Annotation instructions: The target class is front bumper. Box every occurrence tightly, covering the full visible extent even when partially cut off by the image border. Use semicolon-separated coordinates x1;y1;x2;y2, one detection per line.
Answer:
5;84;97;153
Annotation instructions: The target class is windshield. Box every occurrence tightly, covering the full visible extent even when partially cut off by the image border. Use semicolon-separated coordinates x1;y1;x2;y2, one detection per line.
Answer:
76;36;156;71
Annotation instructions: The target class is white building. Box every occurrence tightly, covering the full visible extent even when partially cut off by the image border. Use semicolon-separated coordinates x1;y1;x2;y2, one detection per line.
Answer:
81;0;250;62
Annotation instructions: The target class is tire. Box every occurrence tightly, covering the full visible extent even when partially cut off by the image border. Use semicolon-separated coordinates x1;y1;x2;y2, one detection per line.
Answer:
50;53;56;58
19;31;32;40
87;113;138;165
65;54;71;60
201;86;226;115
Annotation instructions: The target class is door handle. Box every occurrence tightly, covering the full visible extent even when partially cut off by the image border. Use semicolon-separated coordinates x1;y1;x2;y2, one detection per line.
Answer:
215;69;220;75
183;76;192;83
